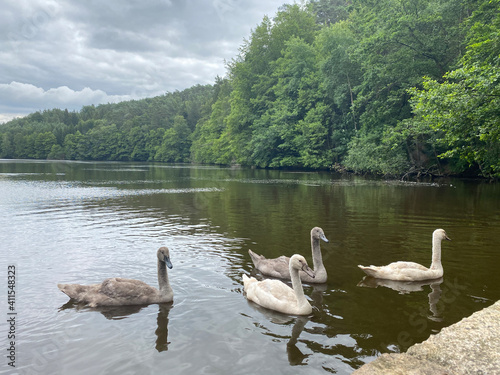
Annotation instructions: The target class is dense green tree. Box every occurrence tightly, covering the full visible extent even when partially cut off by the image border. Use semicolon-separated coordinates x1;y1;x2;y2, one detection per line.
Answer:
155;115;192;162
316;21;360;163
309;0;351;25
144;128;165;161
191;77;233;164
0;85;212;162
249;37;325;167
224;4;319;165
13;132;32;159
80;105;96;121
404;0;500;177
0;133;14;158
48;144;65;160
343;0;476;175
128;126;149;161
34;132;57;159
0;0;496;178
84;123;120;160
63;131;88;160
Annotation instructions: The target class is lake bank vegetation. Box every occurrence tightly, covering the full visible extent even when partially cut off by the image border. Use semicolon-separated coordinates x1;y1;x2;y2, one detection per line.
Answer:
1;0;499;178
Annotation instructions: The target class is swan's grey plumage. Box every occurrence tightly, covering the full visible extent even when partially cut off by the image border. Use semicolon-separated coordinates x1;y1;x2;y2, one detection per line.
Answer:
243;254;315;315
358;229;451;281
248;227;329;283
58;247;173;306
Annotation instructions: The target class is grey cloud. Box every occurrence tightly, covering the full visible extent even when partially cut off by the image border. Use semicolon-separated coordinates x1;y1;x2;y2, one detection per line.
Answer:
0;0;286;122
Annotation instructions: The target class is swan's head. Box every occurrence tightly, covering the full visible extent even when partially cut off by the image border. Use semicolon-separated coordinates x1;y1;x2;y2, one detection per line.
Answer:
157;247;173;269
433;229;451;242
311;227;329;243
290;254;315;278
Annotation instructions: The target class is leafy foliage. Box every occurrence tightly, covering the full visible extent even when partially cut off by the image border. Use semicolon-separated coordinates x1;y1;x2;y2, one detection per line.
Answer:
405;0;500;177
1;0;498;179
0;85;213;162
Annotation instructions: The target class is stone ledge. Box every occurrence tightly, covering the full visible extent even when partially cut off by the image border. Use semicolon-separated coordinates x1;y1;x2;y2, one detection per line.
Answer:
353;300;500;375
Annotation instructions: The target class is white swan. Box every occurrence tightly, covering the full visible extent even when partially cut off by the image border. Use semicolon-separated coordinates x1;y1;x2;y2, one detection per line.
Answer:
243;254;315;315
358;229;451;281
58;247;174;306
248;227;329;283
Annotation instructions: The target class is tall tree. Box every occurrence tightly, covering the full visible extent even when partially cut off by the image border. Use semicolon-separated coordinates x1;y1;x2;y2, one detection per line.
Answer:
224;4;319;165
155;115;192;162
344;0;474;174
405;0;500;177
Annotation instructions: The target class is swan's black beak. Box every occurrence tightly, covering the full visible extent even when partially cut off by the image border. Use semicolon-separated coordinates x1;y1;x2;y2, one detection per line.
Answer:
320;234;329;243
445;235;451;241
164;255;173;269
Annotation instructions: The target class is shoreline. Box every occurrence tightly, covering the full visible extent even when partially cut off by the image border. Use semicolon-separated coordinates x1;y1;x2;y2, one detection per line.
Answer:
0;158;496;182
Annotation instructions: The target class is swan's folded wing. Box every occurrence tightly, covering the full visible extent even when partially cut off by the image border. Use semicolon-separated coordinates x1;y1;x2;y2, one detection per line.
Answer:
253;279;296;306
58;283;100;300
257;256;291;279
386;261;429;271
99;277;158;300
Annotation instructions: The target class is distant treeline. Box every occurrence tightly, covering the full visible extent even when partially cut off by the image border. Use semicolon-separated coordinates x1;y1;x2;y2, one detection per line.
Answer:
1;0;499;178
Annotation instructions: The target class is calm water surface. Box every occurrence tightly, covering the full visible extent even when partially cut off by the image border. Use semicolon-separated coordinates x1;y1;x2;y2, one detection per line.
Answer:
1;160;499;374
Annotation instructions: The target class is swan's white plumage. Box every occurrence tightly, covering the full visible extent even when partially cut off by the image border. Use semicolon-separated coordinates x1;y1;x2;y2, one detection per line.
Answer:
243;254;314;315
358;229;451;281
248;227;329;283
58;247;173;307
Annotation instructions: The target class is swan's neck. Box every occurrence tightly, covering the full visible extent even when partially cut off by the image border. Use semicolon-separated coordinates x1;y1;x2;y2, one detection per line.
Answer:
290;267;308;307
311;237;325;272
157;259;172;296
430;236;443;270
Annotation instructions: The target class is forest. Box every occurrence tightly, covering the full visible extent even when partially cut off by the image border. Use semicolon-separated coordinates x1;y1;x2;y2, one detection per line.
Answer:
1;0;499;178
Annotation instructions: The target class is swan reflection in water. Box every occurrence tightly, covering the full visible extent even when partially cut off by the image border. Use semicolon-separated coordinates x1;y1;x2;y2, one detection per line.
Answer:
286;316;310;366
58;301;173;352
358;276;444;321
245;293;314;366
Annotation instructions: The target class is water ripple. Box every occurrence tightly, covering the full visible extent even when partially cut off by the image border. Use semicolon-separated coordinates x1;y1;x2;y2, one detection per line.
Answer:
1;161;499;375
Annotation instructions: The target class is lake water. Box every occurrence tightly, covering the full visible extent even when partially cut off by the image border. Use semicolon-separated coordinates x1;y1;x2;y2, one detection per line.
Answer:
1;160;499;374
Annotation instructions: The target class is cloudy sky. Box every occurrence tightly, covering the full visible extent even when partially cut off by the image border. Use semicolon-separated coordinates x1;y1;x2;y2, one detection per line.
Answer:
0;0;288;123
